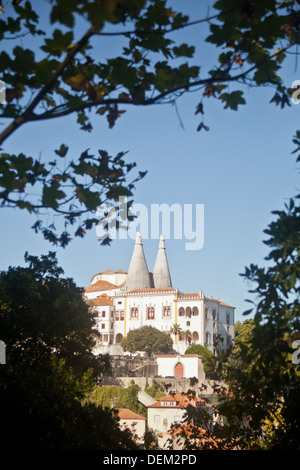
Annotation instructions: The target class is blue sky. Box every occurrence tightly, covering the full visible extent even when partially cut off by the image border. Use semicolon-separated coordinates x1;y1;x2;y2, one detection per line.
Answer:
0;1;299;323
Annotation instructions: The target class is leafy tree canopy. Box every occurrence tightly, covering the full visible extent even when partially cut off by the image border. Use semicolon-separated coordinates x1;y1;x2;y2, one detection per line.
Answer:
122;325;173;355
0;250;105;375
0;252;138;449
0;0;299;245
215;136;300;449
185;344;216;373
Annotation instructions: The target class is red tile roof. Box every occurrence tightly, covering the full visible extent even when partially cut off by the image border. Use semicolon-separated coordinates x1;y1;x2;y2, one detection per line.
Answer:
92;269;127;277
127;287;176;294
155;354;200;358
179;293;200;299
168;423;241;449
117;408;146;420
205;297;235;308
219;301;235;308
85;280;118;292
148;393;208;409
91;294;114;306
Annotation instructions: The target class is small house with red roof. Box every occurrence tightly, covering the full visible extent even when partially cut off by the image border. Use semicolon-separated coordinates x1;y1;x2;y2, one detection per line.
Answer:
147;392;213;448
117;408;146;444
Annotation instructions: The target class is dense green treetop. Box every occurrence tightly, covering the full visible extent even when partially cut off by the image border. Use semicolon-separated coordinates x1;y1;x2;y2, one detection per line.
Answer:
0;251;138;449
0;250;108;374
185;344;217;373
122;325;173;355
215;145;300;449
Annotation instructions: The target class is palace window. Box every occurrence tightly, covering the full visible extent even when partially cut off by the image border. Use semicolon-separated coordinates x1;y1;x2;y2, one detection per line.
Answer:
120;310;124;321
163;306;171;317
192;331;199;341
130;307;138;319
147;307;155;320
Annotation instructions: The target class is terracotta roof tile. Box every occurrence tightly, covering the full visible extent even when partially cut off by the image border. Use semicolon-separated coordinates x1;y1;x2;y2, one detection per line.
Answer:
117;408;146;420
205;296;235;308
85;280;118;292
127;287;176;294
147;393;207;409
219;301;235;308
155;354;200;358
91;294;114;306
168;423;241;449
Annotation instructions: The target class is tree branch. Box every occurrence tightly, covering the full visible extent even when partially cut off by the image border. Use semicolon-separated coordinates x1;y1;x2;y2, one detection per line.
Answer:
94;13;222;37
0;28;296;140
0;26;96;146
22;42;296;123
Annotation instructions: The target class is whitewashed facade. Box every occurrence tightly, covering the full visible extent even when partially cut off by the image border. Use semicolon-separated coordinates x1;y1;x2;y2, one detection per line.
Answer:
155;354;205;380
85;232;235;356
147;393;213;448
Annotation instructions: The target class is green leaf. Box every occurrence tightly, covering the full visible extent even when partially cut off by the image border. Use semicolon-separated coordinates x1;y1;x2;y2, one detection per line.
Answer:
41;29;74;57
219;90;246;110
54;144;69;158
42;182;66;209
172;43;195;58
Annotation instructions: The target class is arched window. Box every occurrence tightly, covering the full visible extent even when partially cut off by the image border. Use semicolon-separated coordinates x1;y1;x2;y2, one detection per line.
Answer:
147;307;155;320
192;331;199;342
115;333;123;344
186;307;192;318
130;307;138;319
179;307;185;316
163;306;171;317
175;362;184;378
192;306;199;316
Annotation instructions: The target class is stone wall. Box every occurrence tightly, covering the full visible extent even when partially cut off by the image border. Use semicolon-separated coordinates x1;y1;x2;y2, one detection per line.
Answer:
103;355;158;378
111;375;219;397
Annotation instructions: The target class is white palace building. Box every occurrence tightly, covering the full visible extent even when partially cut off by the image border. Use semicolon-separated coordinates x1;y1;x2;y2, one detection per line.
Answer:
84;232;235;356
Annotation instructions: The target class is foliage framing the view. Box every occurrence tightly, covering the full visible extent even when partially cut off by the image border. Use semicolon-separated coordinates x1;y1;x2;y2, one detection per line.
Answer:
0;0;300;245
212;132;300;449
0;251;139;450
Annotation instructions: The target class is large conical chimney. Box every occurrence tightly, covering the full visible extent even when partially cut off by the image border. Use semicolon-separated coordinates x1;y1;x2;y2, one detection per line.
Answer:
125;231;152;291
153;234;172;288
